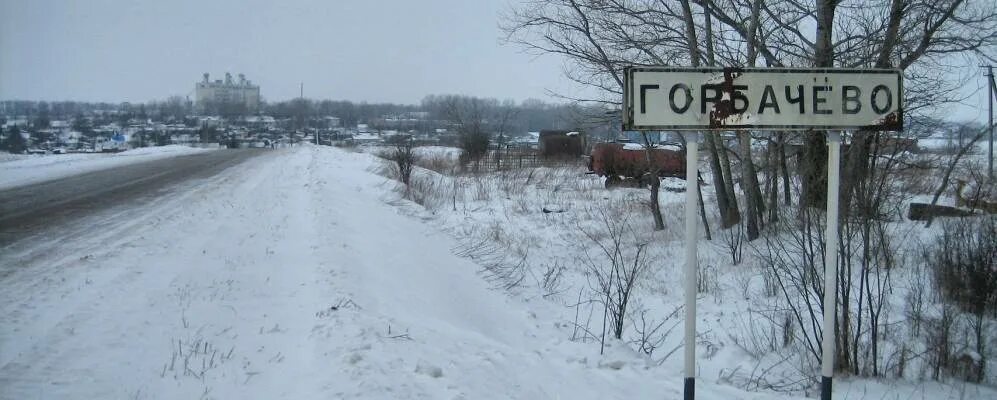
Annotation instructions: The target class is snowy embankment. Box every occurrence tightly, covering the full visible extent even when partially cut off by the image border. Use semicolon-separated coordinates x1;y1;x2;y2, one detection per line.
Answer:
0;145;217;190
0;145;797;399
369;144;997;399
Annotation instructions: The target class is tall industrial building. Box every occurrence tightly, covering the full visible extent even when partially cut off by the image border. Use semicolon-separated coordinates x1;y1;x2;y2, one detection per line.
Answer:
195;72;260;113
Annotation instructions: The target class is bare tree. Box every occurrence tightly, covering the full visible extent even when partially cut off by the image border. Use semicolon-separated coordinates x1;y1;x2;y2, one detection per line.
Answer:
680;0;743;229
504;0;997;213
385;135;418;188
639;133;667;230
493;99;519;170
503;0;741;230
435;95;491;169
700;0;997;209
925;125;989;227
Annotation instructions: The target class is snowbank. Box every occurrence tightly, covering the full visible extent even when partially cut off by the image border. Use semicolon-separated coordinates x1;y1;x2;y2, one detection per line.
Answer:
413;145;462;160
0;145;217;190
0;153;34;163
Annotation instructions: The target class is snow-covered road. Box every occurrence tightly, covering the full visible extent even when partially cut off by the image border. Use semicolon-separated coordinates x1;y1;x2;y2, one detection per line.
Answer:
0;145;218;191
0;146;796;399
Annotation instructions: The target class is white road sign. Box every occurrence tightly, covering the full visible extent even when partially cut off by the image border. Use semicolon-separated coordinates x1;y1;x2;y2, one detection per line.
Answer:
623;67;903;131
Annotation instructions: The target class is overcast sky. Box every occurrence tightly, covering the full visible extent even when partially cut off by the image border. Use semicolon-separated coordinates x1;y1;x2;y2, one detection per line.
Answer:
0;0;578;105
0;0;991;123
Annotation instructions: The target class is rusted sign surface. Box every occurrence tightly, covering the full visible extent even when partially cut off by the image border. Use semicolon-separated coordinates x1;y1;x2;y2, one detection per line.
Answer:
623;67;903;131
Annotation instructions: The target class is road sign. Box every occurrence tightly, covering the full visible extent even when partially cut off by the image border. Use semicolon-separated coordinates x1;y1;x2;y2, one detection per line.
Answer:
623;67;903;131
626;66;905;400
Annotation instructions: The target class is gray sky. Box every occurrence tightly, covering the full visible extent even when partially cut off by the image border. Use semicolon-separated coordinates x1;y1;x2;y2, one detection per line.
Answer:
0;0;990;123
0;0;575;105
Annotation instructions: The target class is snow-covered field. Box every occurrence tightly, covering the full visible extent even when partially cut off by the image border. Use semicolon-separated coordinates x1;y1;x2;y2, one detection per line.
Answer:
0;145;217;190
2;145;993;400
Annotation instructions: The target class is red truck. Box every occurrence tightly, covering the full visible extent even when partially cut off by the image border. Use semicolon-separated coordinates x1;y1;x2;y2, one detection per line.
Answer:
587;142;686;188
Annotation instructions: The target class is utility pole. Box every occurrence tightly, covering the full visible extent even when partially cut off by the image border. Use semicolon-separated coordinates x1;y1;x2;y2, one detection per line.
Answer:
986;65;994;180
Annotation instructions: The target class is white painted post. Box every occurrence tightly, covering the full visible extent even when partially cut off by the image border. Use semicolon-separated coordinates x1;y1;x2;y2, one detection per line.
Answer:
820;131;842;400
683;132;699;400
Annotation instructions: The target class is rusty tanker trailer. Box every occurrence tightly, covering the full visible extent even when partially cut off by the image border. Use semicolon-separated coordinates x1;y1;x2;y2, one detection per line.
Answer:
587;142;686;188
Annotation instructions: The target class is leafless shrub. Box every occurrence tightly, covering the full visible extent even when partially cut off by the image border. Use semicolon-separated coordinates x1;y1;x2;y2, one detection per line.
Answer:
930;216;997;314
415;153;458;175
755;198;911;378
723;304;815;395
728;307;791;359
753;209;826;369
381;136;418;187
497;168;532;197
896;153;944;195
733;266;755;299
569;288;601;343
925;304;959;381
578;208;652;353
905;259;929;337
717;354;810;395
405;172;452;210
926;216;997;383
513;196;531;215
886;344;911;379
698;263;719;295
471;176;491;202
718;222;746;265
629;305;683;362
454;224;530;291
162;337;234;381
760;265;779;298
531;260;566;299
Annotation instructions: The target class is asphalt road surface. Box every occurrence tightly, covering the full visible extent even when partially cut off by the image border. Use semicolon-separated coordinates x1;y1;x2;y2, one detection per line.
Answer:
0;149;264;247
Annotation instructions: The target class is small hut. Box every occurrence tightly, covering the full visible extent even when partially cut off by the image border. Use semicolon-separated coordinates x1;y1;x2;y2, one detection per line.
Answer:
538;130;586;158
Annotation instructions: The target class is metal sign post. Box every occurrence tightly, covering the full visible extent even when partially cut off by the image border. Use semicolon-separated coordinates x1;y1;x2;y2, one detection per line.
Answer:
622;66;902;400
820;131;842;400
683;131;699;400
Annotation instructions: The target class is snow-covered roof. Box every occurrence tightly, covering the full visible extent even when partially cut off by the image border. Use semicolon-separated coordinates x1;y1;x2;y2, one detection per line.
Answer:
622;143;682;151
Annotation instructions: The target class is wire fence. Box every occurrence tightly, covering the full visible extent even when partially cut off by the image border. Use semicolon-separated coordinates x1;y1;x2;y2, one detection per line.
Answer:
464;149;586;172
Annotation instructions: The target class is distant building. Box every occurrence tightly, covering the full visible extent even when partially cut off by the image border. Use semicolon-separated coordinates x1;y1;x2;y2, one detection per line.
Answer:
509;131;540;149
539;130;586;157
320;116;341;129
195;72;260;113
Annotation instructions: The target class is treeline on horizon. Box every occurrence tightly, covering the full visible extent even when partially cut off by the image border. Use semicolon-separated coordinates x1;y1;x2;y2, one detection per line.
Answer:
0;95;614;136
